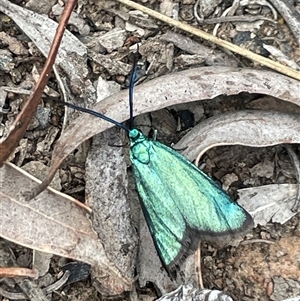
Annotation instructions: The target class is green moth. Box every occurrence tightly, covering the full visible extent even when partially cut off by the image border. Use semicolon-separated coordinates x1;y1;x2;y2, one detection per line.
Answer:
64;57;253;270
129;128;253;268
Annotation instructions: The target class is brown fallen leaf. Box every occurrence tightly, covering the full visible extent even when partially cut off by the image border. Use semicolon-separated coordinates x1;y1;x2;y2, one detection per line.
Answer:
29;67;300;197
0;162;133;295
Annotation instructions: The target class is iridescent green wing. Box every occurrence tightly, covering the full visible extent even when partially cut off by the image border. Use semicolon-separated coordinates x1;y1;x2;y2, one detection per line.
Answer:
129;130;253;269
152;141;253;236
131;158;189;267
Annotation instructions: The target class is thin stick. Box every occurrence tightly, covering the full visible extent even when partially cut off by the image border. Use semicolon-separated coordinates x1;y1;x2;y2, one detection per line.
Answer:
129;51;139;130
0;267;38;278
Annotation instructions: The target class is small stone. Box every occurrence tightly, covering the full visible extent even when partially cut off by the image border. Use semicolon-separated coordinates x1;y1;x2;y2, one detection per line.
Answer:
98;27;127;52
0;49;14;72
250;160;274;178
25;0;56;14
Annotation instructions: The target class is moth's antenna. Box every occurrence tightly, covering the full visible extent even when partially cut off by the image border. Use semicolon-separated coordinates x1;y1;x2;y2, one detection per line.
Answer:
62;101;130;132
129;49;139;130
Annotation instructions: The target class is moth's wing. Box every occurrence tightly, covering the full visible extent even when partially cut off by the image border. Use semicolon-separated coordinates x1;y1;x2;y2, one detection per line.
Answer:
153;141;253;238
132;160;190;268
131;140;253;269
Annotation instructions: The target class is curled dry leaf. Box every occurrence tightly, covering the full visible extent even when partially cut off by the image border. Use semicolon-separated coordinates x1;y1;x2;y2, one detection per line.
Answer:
0;162;133;295
32;67;300;194
174;110;300;163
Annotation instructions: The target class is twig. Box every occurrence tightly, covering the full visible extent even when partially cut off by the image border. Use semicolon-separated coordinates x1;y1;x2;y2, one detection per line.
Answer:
45;271;71;294
53;65;69;132
196;15;276;25
0;287;28;300
0;271;71;300
0;267;38;278
195;241;203;289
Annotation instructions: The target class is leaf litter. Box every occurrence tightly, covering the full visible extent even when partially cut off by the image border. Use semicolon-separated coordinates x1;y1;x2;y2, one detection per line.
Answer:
1;0;300;300
0;162;133;295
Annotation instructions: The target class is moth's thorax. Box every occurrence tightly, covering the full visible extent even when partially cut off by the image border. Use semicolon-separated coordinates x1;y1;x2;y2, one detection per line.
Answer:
129;129;151;164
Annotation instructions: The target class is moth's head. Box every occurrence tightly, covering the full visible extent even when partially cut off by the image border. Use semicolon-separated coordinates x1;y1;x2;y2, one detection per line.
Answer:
129;128;141;139
129;129;146;144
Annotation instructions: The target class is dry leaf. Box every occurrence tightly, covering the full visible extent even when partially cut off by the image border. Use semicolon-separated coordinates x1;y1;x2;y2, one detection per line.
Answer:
238;184;298;226
86;127;138;288
84;79;137;289
0;162;133;294
174;110;300;163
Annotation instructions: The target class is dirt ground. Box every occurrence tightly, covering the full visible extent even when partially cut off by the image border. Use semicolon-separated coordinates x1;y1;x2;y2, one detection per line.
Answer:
1;0;300;300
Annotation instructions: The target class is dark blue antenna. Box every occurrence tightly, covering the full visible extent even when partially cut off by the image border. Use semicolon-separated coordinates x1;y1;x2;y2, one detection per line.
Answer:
129;51;139;130
62;101;130;133
61;50;140;133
